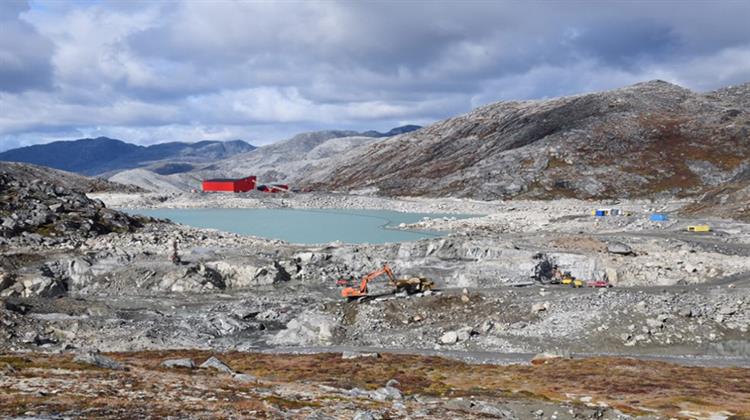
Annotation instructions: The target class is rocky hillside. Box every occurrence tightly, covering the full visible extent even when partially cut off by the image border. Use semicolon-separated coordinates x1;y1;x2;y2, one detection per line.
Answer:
109;168;201;194
0;162;143;193
201;126;422;181
0;166;147;249
110;127;421;192
682;166;750;221
197;132;381;183
0;137;255;176
305;80;750;200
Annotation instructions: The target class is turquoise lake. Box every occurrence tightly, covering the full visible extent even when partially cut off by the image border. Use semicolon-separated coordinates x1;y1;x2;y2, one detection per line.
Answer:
129;208;468;245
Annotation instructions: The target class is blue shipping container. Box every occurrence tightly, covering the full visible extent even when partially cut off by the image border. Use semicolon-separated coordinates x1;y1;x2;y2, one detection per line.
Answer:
650;213;668;221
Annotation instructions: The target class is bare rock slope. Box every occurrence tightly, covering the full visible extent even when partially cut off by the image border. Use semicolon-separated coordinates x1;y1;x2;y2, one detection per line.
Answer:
683;166;750;221
307;80;750;200
113;131;382;191
0;162;142;194
109;168;200;194
0;163;146;248
196;130;382;183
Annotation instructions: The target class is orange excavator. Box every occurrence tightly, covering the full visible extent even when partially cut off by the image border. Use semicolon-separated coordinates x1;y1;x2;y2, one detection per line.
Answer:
340;264;434;300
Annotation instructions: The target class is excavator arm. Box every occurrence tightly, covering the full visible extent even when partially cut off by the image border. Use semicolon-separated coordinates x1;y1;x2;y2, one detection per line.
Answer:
341;264;395;299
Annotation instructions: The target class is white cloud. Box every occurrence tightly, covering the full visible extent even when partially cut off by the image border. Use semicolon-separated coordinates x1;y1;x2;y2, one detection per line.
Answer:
0;0;748;152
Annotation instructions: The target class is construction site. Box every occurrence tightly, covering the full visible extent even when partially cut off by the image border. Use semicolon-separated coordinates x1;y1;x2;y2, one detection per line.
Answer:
2;163;750;418
3;74;750;417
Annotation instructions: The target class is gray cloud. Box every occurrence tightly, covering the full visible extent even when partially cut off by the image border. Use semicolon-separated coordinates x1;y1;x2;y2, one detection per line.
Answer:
0;0;749;151
0;0;54;92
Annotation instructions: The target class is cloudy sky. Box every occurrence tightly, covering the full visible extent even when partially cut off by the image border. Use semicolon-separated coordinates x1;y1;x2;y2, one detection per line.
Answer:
1;0;749;151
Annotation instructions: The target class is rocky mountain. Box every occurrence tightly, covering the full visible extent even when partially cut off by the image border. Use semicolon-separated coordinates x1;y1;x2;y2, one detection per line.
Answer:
0;137;255;176
197;131;383;182
304;80;750;200
109;168;201;194
111;127;421;192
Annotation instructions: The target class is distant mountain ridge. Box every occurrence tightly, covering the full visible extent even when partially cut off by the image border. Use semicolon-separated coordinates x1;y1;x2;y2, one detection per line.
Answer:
0;126;422;178
0;137;256;176
361;125;423;138
106;125;422;191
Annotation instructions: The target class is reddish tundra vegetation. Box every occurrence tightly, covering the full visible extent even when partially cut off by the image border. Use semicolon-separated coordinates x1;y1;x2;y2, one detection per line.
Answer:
1;351;748;419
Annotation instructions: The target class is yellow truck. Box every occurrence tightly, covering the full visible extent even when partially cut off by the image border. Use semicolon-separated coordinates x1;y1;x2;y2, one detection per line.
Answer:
687;225;711;232
560;273;584;288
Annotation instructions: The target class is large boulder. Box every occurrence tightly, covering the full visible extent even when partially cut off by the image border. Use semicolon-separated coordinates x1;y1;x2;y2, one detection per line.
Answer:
607;241;633;255
207;259;293;288
0;275;67;298
199;356;234;374
530;352;564;365
161;358;196;369
268;311;338;346
251;261;293;285
159;263;225;292
67;257;94;290
369;380;403;402
440;331;458;345
74;352;125;370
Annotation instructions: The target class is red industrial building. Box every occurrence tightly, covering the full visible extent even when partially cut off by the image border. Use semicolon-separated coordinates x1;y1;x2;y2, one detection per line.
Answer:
202;176;256;192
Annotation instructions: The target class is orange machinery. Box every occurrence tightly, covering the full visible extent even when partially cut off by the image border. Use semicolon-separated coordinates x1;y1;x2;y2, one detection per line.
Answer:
340;264;397;299
340;264;434;300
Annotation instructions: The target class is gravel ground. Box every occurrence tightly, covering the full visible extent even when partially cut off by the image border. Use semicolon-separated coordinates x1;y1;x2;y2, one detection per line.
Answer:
1;192;747;367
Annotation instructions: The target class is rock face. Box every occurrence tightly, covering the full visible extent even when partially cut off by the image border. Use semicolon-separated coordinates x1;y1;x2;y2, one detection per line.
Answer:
306;80;750;200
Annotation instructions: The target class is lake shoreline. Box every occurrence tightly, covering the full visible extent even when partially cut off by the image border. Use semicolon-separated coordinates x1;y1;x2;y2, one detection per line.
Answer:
125;207;467;245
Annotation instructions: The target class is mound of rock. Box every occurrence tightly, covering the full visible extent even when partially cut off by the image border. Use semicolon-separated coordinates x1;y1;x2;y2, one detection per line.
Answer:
0;170;147;247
